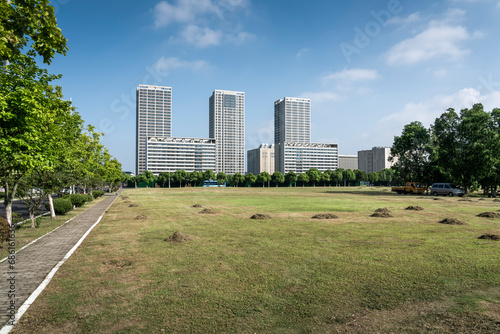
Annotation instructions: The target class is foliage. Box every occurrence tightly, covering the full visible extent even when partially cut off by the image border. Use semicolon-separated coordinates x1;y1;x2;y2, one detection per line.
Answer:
245;173;257;187
136;171;155;187
173;170;187;187
271;171;284;187
297;173;309;186
216;172;227;185
45;198;72;215
69;194;88;208
284;171;297;187
93;190;105;199
256;172;271;187
306;168;321;187
204;170;215;182
0;216;9;243
232;173;245;187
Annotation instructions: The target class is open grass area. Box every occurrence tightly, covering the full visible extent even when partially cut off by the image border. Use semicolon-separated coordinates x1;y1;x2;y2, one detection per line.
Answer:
12;187;500;333
0;196;108;260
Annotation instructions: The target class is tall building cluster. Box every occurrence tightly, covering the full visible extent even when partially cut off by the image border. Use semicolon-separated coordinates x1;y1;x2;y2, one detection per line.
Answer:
136;84;342;176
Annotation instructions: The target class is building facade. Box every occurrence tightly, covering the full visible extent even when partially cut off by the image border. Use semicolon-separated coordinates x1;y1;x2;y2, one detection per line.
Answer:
146;137;216;174
247;144;275;175
209;90;245;174
279;142;338;174
358;147;393;173
136;84;172;174
274;97;338;174
338;155;358;170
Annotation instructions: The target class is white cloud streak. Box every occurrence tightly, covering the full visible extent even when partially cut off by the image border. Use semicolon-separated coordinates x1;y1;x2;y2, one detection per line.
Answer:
323;69;380;81
152;56;210;73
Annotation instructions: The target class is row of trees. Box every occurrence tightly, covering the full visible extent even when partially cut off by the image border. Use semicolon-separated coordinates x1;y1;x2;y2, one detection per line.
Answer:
1;1;124;226
131;168;400;188
390;103;500;195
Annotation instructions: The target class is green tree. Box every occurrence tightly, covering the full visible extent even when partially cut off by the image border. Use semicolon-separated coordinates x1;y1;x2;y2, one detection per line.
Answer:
284;171;297;187
189;171;202;187
16;171;48;228
271;171;284;187
204;169;215;182
331;169;343;186
390;121;432;184
137;171;155;187
257;172;271;187
173;170;188;187
343;169;356;186
0;0;68;64
306;168;321;187
354;169;368;184
297;173;309;187
232;173;245;187
216;172;227;185
368;172;379;185
245;173;256;187
322;170;332;186
158;172;173;188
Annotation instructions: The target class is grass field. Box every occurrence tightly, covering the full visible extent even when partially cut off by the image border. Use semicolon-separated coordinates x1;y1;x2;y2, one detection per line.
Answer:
12;187;500;333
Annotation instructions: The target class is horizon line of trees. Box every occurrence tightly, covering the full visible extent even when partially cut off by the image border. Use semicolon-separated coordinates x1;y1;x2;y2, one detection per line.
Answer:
130;168;401;189
390;103;500;196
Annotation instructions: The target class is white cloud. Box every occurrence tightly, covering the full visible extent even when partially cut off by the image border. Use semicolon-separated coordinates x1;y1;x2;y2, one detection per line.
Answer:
388;12;421;26
152;56;210;73
300;91;340;103
153;0;221;28
180;25;223;47
296;48;311;58
386;24;472;65
323;69;380;81
228;31;256;44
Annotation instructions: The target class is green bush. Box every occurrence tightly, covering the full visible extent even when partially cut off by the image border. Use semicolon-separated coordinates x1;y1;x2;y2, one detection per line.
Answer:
93;190;105;199
86;194;94;202
0;191;4;199
69;193;88;207
45;198;73;215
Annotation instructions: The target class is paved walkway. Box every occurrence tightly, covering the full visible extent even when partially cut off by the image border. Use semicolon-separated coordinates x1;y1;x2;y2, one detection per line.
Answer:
0;193;120;329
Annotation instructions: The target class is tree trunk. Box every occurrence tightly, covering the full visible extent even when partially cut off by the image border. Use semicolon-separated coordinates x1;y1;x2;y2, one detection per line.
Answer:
30;212;36;228
48;195;56;219
168;179;171;188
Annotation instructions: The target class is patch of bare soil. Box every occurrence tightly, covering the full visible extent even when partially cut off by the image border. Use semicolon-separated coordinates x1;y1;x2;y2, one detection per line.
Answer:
123;200;131;204
439;218;468;225
250;213;271;219
493;199;500;202
433;198;443;200
477;212;500;218
375;207;391;213
371;208;393;217
134;215;148;220
459;198;473;202
199;208;216;214
478;234;500;241
192;204;202;208
405;206;424;211
120;196;129;200
164;231;194;242
312;213;339;219
129;204;140;207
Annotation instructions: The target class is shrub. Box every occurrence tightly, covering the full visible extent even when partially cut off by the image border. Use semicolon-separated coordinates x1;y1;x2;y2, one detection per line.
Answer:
45;198;73;215
69;193;88;207
93;190;105;199
0;191;4;199
86;194;94;202
0;216;10;243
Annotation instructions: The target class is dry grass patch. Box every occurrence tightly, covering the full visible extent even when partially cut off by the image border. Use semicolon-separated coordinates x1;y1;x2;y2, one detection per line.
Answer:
192;204;202;208
134;214;148;220
199;208;216;214
128;204;140;207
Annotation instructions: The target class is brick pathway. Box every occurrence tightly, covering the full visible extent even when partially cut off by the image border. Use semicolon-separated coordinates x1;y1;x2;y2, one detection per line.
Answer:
0;193;120;328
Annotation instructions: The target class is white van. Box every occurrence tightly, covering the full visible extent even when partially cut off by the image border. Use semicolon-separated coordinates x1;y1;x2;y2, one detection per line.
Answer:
430;183;465;197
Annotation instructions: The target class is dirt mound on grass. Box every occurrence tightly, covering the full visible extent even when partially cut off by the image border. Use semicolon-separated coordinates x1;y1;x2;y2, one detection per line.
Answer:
250;213;271;219
121;196;129;200
493;199;500;202
405;206;424;211
192;204;202;208
199;208;216;214
477;212;500;218
478;234;500;241
312;213;338;219
439;218;468;225
134;215;148;220
371;211;393;218
164;231;194;242
459;198;473;202
129;204;140;207
433;198;443;201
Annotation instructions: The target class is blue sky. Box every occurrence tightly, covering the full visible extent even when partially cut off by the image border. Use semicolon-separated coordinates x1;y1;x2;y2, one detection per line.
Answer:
47;0;500;172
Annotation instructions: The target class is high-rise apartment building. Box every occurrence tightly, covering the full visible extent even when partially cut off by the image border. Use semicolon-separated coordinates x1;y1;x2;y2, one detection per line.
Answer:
136;84;172;174
209;90;245;174
274;97;338;174
358;147;394;173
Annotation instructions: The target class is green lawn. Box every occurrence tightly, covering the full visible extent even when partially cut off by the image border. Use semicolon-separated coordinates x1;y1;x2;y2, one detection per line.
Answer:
13;187;500;333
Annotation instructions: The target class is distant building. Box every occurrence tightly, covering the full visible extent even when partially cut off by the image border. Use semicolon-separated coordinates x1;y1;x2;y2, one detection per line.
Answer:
136;84;172;175
338;155;358;170
274;97;338;174
247;144;275;175
209;90;245;174
279;142;338;174
358;147;393;173
146;137;216;175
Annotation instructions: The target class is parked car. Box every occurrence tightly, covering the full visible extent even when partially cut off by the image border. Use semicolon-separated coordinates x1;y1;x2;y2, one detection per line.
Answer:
430;183;465;197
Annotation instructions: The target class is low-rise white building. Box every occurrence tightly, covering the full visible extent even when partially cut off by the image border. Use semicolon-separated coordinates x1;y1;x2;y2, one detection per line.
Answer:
146;137;216;175
277;142;338;174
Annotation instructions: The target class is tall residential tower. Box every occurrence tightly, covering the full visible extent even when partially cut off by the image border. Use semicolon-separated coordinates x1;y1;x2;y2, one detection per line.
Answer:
209;90;245;174
136;84;172;174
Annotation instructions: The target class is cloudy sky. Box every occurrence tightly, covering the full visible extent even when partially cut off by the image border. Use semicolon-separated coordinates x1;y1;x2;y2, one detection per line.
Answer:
47;0;500;172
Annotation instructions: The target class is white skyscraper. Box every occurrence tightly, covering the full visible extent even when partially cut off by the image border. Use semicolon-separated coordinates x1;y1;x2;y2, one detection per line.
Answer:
209;90;245;174
136;84;172;174
274;97;311;144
